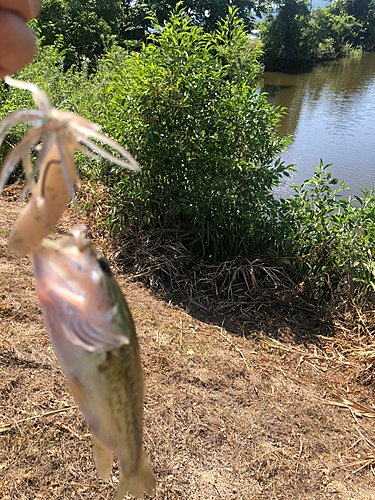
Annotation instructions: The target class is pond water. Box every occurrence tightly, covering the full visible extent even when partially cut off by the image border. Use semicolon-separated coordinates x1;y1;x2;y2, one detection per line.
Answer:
261;52;375;198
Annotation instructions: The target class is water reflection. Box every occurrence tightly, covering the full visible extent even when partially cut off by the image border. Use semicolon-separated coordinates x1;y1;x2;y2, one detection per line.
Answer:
261;53;375;198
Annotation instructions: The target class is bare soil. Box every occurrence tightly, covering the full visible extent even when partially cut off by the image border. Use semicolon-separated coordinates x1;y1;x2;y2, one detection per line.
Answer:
1;192;375;500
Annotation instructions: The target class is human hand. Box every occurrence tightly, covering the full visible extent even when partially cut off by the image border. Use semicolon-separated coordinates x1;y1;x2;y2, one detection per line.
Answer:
0;0;41;78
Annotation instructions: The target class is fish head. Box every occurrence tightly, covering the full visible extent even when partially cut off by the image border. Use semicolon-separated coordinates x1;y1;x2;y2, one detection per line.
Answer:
30;226;132;352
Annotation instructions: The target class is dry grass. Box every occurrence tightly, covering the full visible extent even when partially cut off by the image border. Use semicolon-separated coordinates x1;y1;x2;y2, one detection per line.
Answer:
1;184;375;499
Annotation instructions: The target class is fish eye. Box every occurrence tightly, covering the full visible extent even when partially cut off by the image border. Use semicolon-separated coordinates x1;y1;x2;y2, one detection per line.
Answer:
97;256;111;275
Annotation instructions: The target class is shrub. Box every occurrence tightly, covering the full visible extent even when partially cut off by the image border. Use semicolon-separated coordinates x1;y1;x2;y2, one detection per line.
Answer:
279;161;375;302
314;38;336;60
94;7;292;260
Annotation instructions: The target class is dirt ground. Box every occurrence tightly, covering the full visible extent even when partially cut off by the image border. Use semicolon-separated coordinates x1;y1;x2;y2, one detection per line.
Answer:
1;193;375;500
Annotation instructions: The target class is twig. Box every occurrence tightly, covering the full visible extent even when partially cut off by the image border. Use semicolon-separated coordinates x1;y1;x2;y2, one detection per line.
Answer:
54;420;88;440
326;396;375;419
352;458;375;474
215;326;251;371
343;451;375;474
304;360;321;373
295;439;303;475
70;481;105;490
354;426;375;449
0;406;77;433
267;338;308;355
271;451;295;472
347;438;362;451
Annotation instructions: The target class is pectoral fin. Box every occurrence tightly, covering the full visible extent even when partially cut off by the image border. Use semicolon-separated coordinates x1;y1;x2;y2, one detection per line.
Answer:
93;437;113;480
41;300;129;353
62;315;129;352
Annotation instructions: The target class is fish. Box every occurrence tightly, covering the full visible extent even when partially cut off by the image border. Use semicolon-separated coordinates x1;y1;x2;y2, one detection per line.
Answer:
29;226;155;499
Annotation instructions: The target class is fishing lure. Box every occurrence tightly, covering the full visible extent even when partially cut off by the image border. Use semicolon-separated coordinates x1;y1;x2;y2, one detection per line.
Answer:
0;76;139;255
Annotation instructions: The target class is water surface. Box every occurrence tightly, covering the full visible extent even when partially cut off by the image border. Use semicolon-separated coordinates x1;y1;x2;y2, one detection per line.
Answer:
261;53;375;198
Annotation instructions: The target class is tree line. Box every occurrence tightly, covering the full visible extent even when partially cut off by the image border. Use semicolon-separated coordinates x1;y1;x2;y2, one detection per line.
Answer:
35;0;375;72
260;0;375;70
35;0;265;69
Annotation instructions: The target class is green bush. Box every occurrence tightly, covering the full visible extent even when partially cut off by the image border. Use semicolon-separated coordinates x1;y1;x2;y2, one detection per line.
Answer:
279;161;375;302
0;10;292;262
94;7;292;260
314;38;337;60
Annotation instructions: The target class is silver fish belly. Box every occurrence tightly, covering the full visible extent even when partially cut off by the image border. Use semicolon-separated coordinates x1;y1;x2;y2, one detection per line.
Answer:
30;226;155;499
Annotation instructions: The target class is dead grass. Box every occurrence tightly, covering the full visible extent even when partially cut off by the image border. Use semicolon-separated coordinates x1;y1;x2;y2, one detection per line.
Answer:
1;185;375;499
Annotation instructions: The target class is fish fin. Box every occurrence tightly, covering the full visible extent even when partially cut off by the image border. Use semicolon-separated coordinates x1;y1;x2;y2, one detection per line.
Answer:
41;300;129;353
68;377;91;413
64;316;129;352
93;437;113;480
115;452;155;500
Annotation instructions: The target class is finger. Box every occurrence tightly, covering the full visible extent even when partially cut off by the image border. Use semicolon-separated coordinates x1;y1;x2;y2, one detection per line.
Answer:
0;11;36;78
0;0;40;20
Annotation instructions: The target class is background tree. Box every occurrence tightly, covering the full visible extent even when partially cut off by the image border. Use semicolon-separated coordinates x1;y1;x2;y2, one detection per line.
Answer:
260;0;375;69
140;0;269;31
36;0;149;68
260;0;313;70
329;0;375;51
311;5;361;59
35;0;274;69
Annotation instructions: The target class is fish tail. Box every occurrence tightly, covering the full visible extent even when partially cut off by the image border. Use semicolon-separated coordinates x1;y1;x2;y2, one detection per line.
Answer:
93;437;113;480
115;451;155;500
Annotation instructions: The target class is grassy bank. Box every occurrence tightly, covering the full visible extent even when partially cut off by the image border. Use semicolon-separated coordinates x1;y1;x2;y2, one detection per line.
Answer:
1;9;375;313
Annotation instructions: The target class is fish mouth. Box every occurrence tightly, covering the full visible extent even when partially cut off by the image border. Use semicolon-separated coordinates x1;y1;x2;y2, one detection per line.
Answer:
29;226;97;311
40;225;90;252
65;225;89;245
31;226;91;273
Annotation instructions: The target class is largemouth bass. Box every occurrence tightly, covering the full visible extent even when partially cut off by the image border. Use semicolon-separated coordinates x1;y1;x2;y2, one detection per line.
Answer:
30;226;155;499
